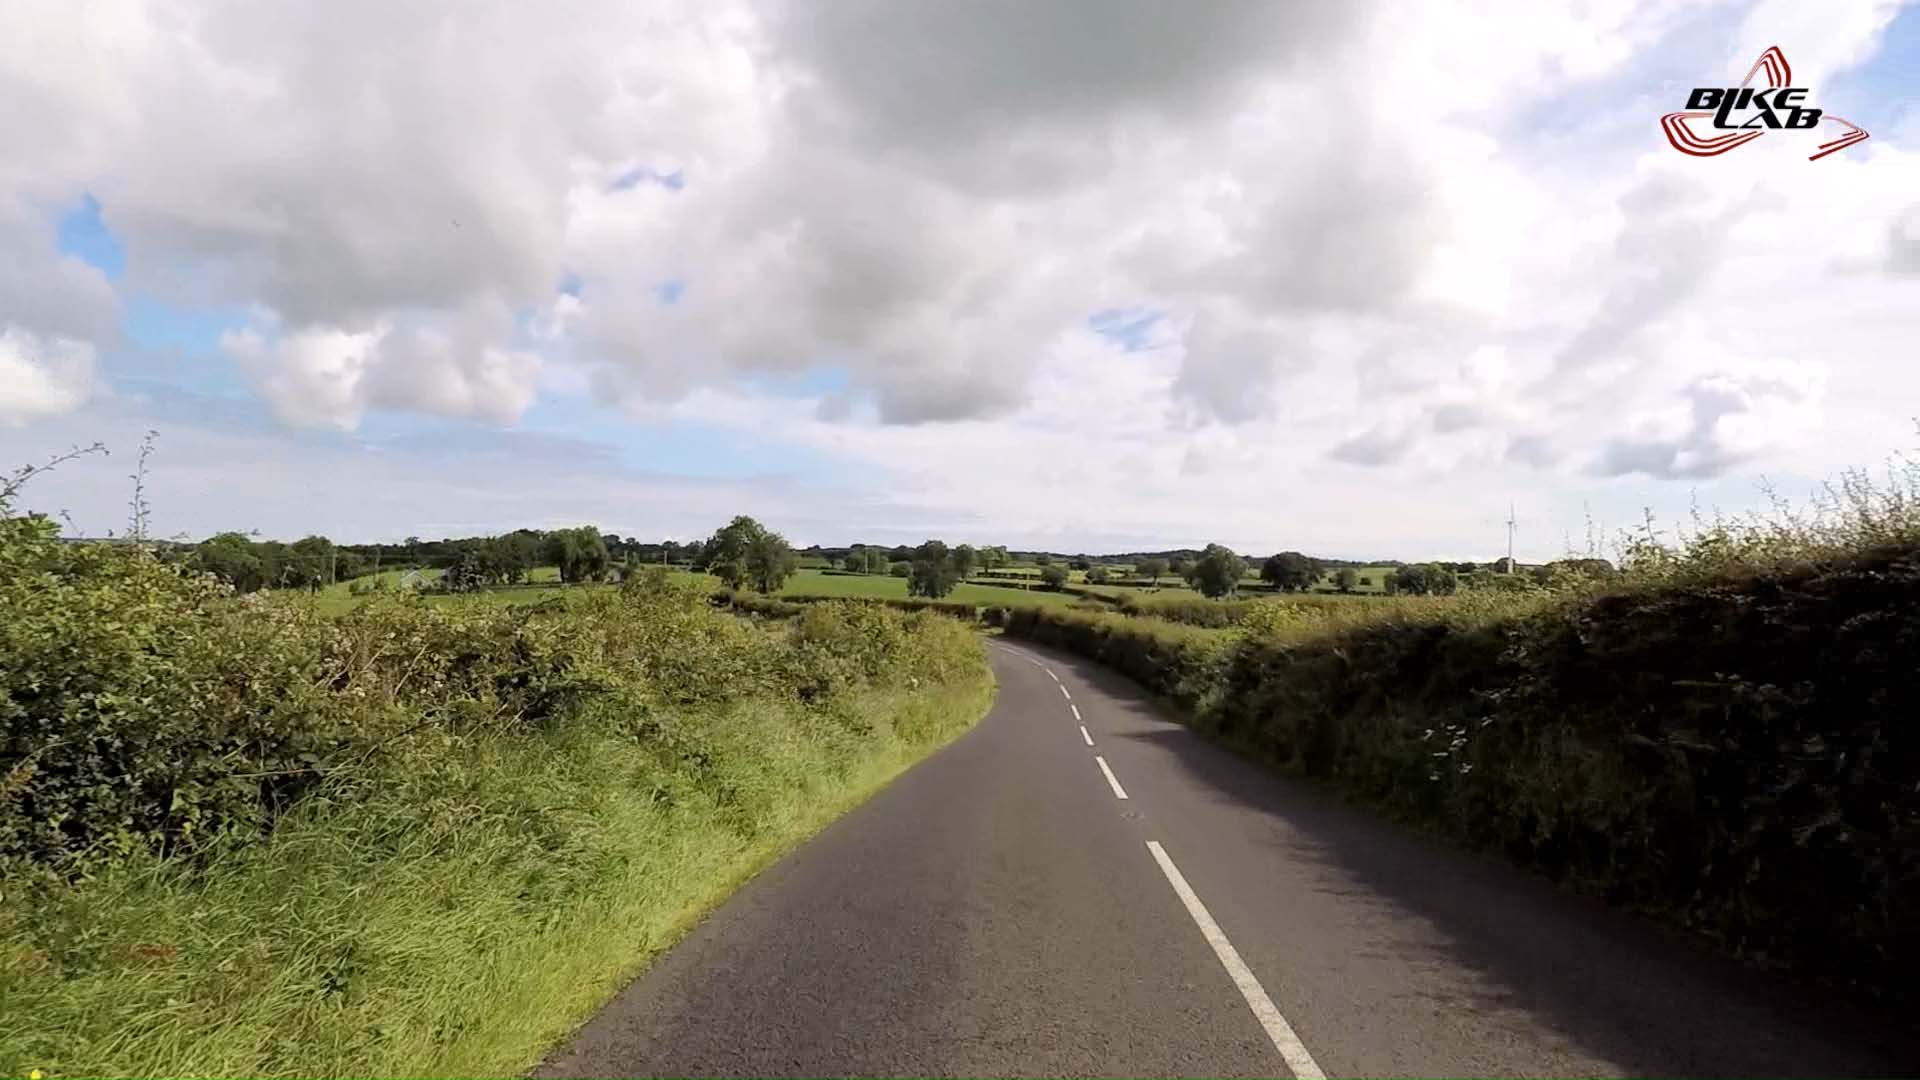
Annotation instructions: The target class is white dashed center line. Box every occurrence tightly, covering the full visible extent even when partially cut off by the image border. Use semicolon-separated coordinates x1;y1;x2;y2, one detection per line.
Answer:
1070;703;1081;721
1080;725;1094;746
1059;685;1072;701
1094;755;1129;800
1146;841;1325;1079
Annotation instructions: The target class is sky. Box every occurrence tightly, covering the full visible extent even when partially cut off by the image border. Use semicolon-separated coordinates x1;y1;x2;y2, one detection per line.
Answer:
2;0;1917;561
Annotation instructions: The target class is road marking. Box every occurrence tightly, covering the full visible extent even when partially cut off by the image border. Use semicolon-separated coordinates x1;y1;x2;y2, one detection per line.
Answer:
1059;685;1072;701
1094;755;1129;799
1070;703;1081;721
1046;669;1060;682
1080;725;1094;746
1146;841;1326;1080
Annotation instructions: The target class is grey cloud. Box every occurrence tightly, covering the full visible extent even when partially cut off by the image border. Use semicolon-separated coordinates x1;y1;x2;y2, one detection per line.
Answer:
1887;204;1920;275
0;211;119;346
1329;422;1418;466
1505;434;1561;468
1172;308;1298;424
1557;173;1743;373
1431;402;1487;433
772;1;1360;167
1593;371;1819;480
871;368;1022;425
1209;145;1443;316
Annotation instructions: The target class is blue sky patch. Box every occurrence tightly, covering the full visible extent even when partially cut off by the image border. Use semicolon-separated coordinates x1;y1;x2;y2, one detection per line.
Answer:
1088;307;1165;352
56;194;125;279
609;167;686;193
516;395;856;486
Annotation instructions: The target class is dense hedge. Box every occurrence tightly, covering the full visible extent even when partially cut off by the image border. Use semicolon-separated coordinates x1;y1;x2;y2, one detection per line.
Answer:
1004;546;1920;1000
1;507;982;870
1113;590;1397;627
999;607;1227;711
714;589;992;622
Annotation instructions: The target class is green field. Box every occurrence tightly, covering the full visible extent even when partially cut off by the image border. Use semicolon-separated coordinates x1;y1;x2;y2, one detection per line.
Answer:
313;565;1106;614
779;569;1092;608
1310;565;1399;594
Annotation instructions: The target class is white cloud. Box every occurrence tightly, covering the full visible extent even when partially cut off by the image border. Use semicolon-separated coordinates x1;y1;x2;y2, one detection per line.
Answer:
1596;362;1826;479
0;326;96;426
2;0;1918;555
223;304;540;430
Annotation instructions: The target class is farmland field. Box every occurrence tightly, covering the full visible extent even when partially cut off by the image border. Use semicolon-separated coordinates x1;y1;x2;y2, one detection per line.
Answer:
780;569;1092;608
310;565;1106;613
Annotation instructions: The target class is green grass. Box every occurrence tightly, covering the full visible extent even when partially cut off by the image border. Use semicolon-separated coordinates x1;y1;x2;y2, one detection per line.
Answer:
1309;565;1399;594
779;568;1091;608
3;661;993;1078
315;566;1103;615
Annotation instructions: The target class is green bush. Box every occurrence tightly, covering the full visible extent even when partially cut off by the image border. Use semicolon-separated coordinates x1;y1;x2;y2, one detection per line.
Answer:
1004;545;1920;1000
2;504;994;1075
1;517;977;871
1001;607;1225;712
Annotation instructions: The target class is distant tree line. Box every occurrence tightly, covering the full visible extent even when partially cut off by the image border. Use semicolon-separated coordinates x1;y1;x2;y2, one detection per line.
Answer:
174;520;1613;603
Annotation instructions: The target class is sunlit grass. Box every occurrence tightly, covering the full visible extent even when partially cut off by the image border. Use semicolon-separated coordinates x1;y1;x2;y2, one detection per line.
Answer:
2;664;992;1079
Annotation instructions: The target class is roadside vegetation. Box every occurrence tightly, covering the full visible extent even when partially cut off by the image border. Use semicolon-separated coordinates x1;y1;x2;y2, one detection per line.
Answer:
997;454;1920;1001
0;463;992;1078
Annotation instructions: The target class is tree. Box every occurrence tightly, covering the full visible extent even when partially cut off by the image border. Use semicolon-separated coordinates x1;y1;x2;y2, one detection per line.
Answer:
1334;567;1359;593
1035;553;1053;567
545;527;611;584
1390;563;1459;596
334;550;367;580
1188;544;1247;599
442;549;486;592
908;540;961;598
1532;558;1616;588
1259;551;1320;593
1038;564;1069;590
698;516;761;589
1358;575;1373;588
1136;557;1168;586
889;560;912;578
1168;555;1189;580
978;545;1009;574
288;535;337;590
951;543;977;581
701;516;795;593
855;547;892;574
746;529;797;593
1086;566;1111;585
1068;557;1091;571
192;532;267;592
621;563;671;597
486;533;536;584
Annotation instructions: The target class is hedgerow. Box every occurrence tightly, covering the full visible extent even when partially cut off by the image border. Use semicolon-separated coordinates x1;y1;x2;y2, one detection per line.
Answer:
1;494;983;872
2;474;991;1075
1003;542;1920;1000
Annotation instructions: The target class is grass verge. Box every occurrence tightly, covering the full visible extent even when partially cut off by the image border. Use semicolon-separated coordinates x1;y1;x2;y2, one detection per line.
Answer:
2;674;992;1079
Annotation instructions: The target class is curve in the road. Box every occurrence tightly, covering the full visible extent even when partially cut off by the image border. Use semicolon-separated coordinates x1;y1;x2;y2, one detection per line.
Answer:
535;640;1917;1078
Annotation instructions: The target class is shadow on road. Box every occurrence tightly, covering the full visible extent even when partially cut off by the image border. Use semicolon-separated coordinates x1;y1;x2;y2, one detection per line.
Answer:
1027;646;1920;1079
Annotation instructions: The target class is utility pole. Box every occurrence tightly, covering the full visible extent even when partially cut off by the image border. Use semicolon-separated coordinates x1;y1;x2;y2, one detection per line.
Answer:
1505;503;1517;574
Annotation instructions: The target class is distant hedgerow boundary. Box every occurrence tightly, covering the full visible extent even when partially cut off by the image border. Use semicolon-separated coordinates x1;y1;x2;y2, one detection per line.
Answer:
998;539;1920;1001
1;483;993;1078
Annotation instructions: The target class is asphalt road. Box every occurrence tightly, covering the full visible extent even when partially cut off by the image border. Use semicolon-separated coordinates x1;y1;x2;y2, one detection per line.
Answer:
536;641;1917;1078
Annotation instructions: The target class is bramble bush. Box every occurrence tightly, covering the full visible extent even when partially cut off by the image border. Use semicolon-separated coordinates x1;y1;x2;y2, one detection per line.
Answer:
1005;541;1920;999
1001;445;1920;1001
2;471;992;1076
1;487;986;872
